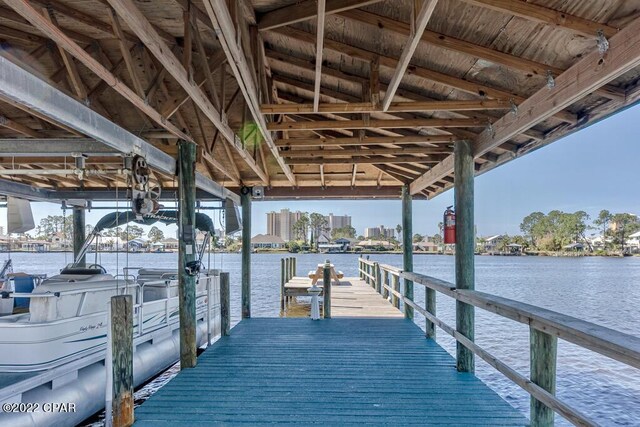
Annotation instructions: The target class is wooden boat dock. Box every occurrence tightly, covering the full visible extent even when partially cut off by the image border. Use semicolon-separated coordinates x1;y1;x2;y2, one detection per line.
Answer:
135;321;525;426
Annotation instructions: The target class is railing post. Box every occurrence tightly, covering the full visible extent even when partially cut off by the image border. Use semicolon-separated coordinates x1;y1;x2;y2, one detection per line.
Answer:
391;274;400;309
374;262;381;294
323;259;331;319
220;272;230;336
454;139;475;373
530;328;557;427
110;295;134;427
280;258;286;311
292;257;297;277
382;269;389;299
358;259;362;279
425;286;436;339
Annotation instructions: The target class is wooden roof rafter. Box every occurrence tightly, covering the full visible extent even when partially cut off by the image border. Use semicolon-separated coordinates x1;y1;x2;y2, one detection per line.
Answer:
257;0;382;31
104;0;270;184
269;26;578;125
339;8;626;102
382;0;439;112
410;12;640;195
202;0;297;186
312;0;326;112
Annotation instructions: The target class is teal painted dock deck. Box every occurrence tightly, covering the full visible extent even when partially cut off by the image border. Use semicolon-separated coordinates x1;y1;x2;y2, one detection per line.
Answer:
135;318;527;425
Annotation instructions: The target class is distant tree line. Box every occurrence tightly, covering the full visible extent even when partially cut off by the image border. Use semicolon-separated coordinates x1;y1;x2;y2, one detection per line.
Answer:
519;210;639;252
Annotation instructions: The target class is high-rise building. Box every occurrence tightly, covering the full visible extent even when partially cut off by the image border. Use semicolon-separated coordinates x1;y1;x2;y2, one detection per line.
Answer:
364;225;395;239
266;209;304;242
325;213;351;231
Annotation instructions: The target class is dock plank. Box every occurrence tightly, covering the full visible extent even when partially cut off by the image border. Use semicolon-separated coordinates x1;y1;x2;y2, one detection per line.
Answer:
135;318;527;426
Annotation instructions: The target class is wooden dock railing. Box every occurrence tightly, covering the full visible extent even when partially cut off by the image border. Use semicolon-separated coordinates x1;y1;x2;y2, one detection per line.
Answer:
358;258;640;427
280;257;297;310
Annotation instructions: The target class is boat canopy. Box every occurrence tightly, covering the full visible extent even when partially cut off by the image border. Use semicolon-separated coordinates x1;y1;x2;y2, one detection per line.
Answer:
92;210;215;234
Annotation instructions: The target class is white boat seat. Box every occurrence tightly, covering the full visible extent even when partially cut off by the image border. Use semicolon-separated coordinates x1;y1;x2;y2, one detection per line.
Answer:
29;278;135;322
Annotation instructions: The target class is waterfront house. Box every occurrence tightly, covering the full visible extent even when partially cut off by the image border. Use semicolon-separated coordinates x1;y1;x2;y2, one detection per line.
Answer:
126;238;148;252
356;240;393;251
21;240;50;252
251;234;286;249
159;238;179;252
483;235;507;253
334;238;356;251
413;240;439;253
626;231;640;253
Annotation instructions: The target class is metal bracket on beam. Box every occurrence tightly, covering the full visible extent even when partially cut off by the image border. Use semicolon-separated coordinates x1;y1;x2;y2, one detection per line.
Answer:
596;30;609;54
546;71;555;89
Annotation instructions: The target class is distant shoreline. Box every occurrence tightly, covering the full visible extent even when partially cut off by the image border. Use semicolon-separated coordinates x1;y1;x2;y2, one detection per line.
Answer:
1;250;637;258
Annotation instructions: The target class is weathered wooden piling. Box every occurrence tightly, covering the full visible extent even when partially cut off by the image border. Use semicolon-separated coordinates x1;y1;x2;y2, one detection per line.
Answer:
530;328;558;426
241;189;251;319
402;184;414;319
220;272;230;336
72;207;85;265
454;139;475;373
178;140;197;369
111;295;134;427
323;260;331;319
280;258;286;310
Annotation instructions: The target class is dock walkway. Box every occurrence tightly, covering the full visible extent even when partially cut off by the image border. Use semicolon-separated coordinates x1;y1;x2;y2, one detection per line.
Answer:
285;276;403;317
135;318;527;425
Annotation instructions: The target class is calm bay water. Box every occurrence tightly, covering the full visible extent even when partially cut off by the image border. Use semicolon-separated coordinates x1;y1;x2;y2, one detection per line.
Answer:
5;252;639;426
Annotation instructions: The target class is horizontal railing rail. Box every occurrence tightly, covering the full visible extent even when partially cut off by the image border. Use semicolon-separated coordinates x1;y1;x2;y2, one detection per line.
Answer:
358;258;640;427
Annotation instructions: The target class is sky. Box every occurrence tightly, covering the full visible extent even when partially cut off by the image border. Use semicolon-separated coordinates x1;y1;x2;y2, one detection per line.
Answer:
3;104;640;239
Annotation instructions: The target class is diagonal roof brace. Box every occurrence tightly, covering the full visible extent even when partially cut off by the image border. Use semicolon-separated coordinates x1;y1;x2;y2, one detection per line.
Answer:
0;55;240;205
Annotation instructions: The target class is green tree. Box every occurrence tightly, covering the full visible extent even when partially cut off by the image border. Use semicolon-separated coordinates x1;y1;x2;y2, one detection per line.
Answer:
121;225;144;241
147;226;165;243
610;213;640;253
356;235;364;241
431;233;443;245
309;213;329;249
520;211;549;249
412;233;424;243
292;213;310;244
286;240;301;253
396;224;402;241
593;210;612;249
332;226;356;239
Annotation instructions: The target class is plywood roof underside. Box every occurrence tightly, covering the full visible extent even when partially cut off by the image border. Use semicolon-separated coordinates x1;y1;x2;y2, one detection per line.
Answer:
0;0;639;199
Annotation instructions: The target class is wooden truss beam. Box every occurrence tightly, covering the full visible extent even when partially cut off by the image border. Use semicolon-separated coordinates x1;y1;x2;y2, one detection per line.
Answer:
5;0;191;142
280;147;451;157
382;0;438;111
460;0;619;38
268;118;485;131
257;0;382;31
340;9;625;102
203;0;297;186
271;26;577;125
104;0;269;184
267;49;545;141
286;155;441;165
0;115;40;137
275;135;456;147
262;99;510;114
313;0;326;112
410;14;640;195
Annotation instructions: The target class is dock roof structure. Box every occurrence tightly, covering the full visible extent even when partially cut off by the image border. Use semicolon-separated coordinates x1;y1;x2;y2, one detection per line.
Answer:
0;0;638;201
